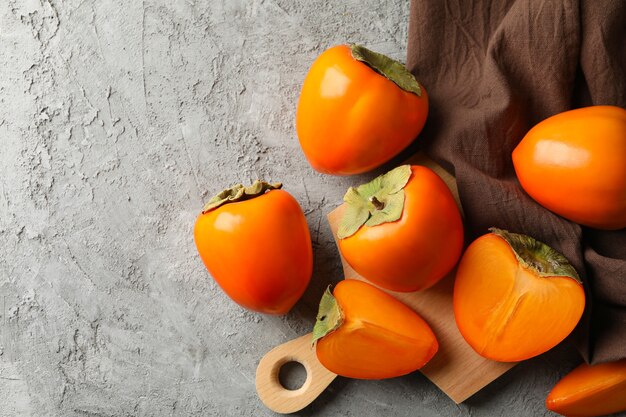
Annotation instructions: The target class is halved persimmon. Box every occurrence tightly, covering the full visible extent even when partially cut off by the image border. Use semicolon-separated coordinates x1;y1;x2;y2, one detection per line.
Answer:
453;228;585;362
313;279;438;379
546;358;626;417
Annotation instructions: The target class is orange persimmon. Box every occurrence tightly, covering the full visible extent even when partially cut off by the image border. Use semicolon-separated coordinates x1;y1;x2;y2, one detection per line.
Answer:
546;359;626;417
453;228;585;362
194;181;312;315
313;279;438;379
337;165;464;292
513;105;626;230
296;44;429;175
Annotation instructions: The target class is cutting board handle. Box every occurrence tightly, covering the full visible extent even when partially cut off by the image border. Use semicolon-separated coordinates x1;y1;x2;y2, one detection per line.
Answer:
256;333;338;414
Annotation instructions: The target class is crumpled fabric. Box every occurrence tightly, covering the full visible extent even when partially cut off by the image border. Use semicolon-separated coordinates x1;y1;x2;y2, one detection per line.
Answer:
406;0;626;364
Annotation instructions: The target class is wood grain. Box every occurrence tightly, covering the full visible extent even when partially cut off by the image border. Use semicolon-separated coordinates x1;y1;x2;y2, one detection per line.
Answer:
256;333;337;414
326;153;515;403
327;206;514;403
256;153;515;413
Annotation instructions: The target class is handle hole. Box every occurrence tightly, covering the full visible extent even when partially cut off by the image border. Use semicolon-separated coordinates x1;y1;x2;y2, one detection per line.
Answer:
278;360;307;391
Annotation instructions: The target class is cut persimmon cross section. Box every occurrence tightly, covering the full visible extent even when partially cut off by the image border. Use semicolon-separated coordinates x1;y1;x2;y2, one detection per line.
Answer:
313;279;438;379
453;228;585;362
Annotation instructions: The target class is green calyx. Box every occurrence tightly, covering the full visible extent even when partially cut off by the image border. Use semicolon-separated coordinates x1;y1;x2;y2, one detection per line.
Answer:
350;44;422;96
312;286;344;346
337;165;412;239
490;228;582;284
202;180;282;213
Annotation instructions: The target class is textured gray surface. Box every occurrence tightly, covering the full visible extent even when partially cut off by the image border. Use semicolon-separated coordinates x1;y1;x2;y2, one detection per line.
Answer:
0;0;595;416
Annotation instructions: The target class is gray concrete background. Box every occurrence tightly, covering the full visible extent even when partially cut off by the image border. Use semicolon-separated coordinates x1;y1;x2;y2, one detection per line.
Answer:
0;0;597;416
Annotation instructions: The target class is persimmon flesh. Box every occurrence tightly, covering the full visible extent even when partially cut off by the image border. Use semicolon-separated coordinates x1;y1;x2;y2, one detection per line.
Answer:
453;229;585;362
313;280;438;379
546;359;626;417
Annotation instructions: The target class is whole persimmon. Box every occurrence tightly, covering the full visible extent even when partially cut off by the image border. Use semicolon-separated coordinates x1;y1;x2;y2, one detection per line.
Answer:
546;358;626;417
513;105;626;230
296;44;429;175
337;165;464;292
313;279;438;379
453;228;585;362
194;181;312;315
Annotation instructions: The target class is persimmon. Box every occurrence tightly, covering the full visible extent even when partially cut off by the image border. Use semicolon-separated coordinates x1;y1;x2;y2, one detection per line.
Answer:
313;279;438;379
513;105;626;230
453;228;585;362
194;181;312;315
546;359;626;417
337;165;464;292
296;44;429;175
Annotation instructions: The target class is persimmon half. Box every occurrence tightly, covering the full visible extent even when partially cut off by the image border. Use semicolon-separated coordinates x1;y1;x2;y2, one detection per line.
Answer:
546;358;626;417
453;228;585;362
337;165;464;292
296;44;429;175
513;105;626;230
194;181;312;315
312;279;438;379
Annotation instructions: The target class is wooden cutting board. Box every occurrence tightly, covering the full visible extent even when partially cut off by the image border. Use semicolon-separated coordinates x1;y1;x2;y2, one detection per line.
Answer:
256;154;515;414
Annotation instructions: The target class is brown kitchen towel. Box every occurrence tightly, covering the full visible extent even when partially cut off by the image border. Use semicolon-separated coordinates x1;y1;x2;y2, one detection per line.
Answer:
406;0;626;364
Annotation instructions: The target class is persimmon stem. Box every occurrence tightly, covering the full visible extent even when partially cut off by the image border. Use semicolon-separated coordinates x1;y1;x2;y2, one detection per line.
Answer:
350;44;422;96
337;165;411;239
369;196;385;210
201;181;282;213
312;287;343;346
489;228;581;284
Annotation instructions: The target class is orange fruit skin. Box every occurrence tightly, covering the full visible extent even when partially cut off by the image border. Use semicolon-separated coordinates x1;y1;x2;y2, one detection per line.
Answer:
338;166;464;292
513;105;626;230
546;359;626;417
194;190;312;315
316;279;438;379
296;45;429;175
453;233;585;362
